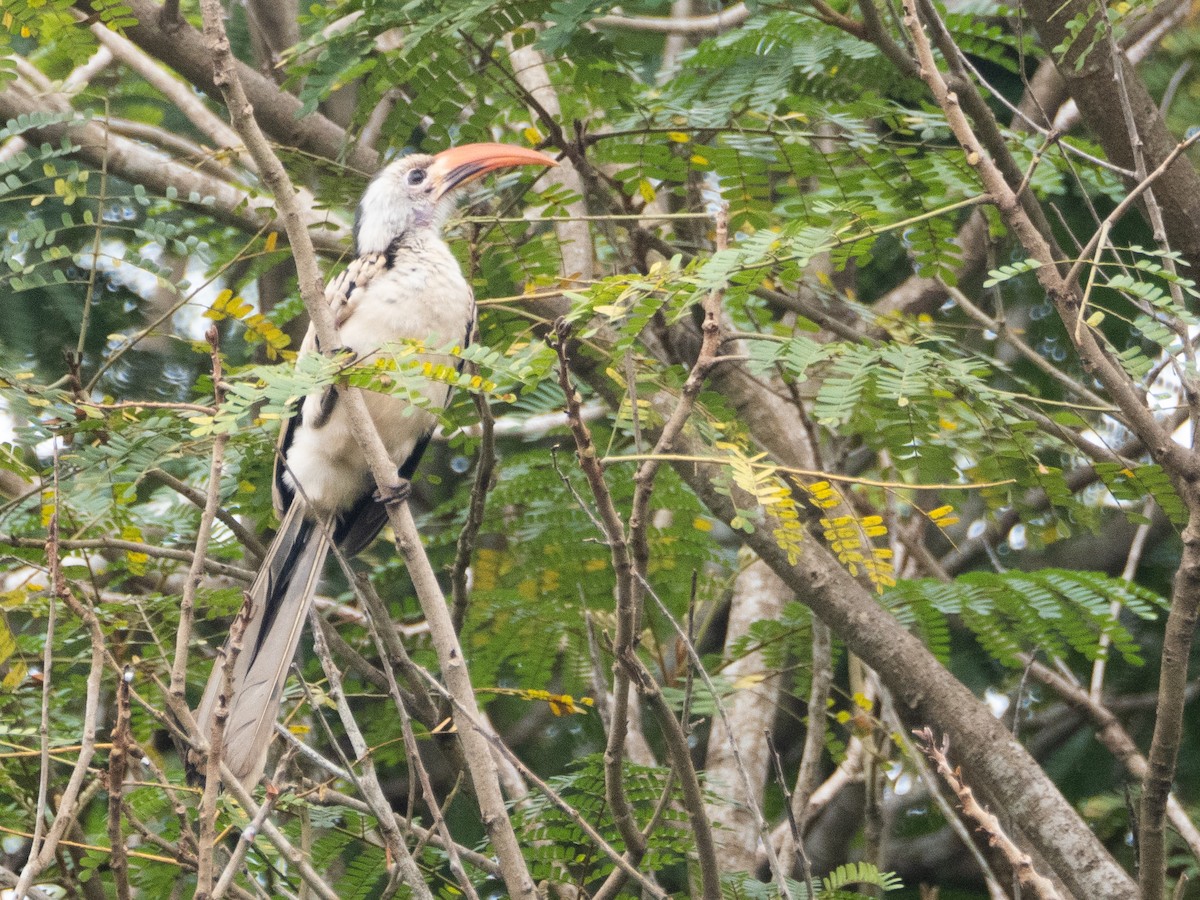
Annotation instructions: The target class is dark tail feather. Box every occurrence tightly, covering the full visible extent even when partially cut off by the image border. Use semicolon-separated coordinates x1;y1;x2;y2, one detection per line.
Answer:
193;502;331;789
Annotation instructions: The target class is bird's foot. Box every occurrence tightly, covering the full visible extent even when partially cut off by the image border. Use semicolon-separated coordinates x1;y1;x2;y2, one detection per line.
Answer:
375;478;412;506
324;345;358;367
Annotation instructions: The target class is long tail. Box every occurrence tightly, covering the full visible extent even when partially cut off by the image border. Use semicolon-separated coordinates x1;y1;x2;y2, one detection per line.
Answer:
193;501;331;788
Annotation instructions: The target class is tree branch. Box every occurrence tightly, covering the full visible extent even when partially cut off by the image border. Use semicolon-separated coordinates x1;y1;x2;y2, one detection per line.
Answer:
0;73;349;252
902;5;1200;895
1024;0;1200;273
914;729;1063;900
194;2;538;895
14;469;109;899
169;328;229;703
611;413;1136;898
92;0;379;174
1022;656;1200;864
594;3;750;33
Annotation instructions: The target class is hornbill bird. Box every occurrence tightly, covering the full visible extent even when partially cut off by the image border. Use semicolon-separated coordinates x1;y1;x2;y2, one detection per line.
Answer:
193;143;557;789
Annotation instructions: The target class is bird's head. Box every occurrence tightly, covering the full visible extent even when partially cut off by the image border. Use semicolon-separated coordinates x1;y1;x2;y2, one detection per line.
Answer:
354;142;558;255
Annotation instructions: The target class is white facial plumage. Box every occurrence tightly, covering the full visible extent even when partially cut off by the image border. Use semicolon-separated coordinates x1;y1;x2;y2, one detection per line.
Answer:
353;154;448;255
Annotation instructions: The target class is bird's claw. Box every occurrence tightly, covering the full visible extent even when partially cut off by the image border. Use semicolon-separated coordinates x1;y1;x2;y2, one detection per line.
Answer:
374;478;412;506
324;345;358;366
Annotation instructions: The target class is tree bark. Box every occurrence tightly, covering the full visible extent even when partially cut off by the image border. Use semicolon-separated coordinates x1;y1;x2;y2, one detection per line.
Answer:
703;558;790;872
1023;0;1200;272
104;0;379;175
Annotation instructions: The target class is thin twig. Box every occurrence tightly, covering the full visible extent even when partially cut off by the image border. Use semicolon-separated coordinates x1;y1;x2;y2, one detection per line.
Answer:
210;782;284;900
629;204;729;589
312;787;502;879
914;728;1063;900
196;590;252;898
24;452;60;894
171;327;230;703
218;763;341;900
638;569;792;897
195;0;536;892
106;666;134;900
1062;129;1200;290
1089;500;1155;701
552;325;647;868
14;455;109;898
946;284;1116;414
766;732;815;897
1021;656;1200;865
347;575;482;900
885;696;1006;900
307;606;433;899
0;533;254;581
793;618;832;834
273;724;352;782
412;666;670;900
145;468;266;560
451;393;496;634
594;2;750;33
1104;14;1198;402
351;572;438;725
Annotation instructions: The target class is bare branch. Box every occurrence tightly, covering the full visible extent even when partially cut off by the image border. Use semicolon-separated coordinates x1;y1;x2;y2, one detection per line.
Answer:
209;785;282;900
620;410;1138;898
1022;657;1200;866
1090;505;1155;700
914;729;1064;900
80;12;250;167
196;590;252;897
83;0;379;174
194;3;540;895
885;695;1007;899
637;565;792;898
413;665;671;900
218;765;340;900
105;669;133;900
594;3;750;33
555;323;727;899
14;463;109;898
145;467;266;561
553;329;650;869
307;605;433;899
451;395;496;634
0;45;112;163
0;74;349;252
0;533;254;581
170;328;229;701
903;4;1200;895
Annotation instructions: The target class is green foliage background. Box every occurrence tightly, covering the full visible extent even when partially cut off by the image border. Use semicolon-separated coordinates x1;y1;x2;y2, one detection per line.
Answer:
0;0;1198;897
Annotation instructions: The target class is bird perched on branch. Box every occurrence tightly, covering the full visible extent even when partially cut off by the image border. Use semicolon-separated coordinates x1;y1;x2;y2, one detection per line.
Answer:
193;143;557;789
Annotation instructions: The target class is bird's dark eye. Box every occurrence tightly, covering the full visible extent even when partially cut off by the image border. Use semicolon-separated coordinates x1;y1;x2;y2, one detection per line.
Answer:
407;169;426;186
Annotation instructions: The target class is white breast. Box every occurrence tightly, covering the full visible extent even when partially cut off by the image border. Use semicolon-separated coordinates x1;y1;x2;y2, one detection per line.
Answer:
283;236;475;515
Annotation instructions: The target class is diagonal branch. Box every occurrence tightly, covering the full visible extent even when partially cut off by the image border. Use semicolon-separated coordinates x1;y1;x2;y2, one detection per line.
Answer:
1021;656;1200;865
0;74;349;253
87;0;379;174
914;729;1063;900
194;3;538;897
901;4;1200;896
